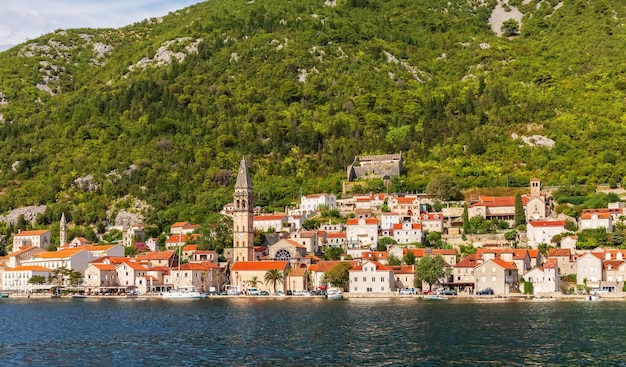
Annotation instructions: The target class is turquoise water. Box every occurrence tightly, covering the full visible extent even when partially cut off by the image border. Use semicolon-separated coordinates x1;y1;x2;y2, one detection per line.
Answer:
1;297;624;366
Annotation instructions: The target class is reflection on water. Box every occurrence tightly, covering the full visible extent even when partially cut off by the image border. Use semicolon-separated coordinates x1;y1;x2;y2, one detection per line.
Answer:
1;297;625;366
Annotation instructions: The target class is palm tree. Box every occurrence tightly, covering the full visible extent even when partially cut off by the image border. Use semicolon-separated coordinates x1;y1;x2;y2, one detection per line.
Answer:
264;269;284;294
247;276;260;288
303;270;312;291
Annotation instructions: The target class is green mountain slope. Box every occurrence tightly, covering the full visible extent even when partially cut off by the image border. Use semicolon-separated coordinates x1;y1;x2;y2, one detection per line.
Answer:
0;0;624;229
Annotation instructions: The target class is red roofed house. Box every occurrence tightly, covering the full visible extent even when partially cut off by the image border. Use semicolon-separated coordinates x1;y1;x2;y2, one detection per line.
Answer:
547;248;577;276
388;196;420;218
387;265;416;290
230;261;289;294
253;214;288;233
12;230;51;253
116;262;148;290
577;250;626;292
346;218;379;248
2;265;52;292
420;212;444;233
474;259;519;295
20;248;92;274
135;251;177;268
166;262;221;293
392;222;423;244
286;267;310;293
361;251;389;264
579;212;613;233
522;258;560;294
289;230;320;254
326;232;347;248
476;248;532;277
450;254;479;294
388;247;456;267
6;246;45;268
381;212;401;230
527;220;566;249
84;263;119;292
170;222;200;235
349;260;395;293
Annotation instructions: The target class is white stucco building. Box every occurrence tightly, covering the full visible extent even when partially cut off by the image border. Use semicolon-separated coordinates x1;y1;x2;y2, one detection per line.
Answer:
526;220;567;249
12;230;51;253
349;260;395;293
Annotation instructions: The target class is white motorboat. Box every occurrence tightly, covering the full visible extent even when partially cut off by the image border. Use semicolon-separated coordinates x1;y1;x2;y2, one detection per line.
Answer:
326;289;343;300
162;288;205;299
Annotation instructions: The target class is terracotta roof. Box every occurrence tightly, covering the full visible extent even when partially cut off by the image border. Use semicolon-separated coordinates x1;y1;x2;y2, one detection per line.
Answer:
90;256;131;264
91;263;116;271
303;254;323;261
231;261;288;271
543;258;558;269
37;248;85;259
135;251;175;260
117;262;147;271
7;265;52;272
362;251;388;259
84;245;116;252
170;222;190;228
528;220;565;227
283;239;307;249
491;259;517;270
477;248;529;260
421;213;443;220
527;249;539;258
287;268;307;277
603;260;625;270
309;260;358;272
387;265;415;274
148;266;170;272
455;254;478;268
346;218;379;225
183;244;198;251
15;230;50;237
581;213;612;220
179;262;218;271
396;197;417;204
327;233;346;238
350;260;391;271
8;246;39;257
254;214;286;221
548;248;571;257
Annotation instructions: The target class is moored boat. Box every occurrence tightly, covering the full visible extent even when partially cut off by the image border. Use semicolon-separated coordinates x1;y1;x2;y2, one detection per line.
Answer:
326;289;343;300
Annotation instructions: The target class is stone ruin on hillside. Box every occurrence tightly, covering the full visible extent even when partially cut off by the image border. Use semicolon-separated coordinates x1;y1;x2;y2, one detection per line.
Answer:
347;153;403;182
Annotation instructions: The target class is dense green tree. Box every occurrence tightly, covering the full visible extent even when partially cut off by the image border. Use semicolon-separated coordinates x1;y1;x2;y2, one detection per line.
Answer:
323;246;344;260
415;254;450;291
324;262;352;290
425;174;463;201
28;275;47;285
403;251;416;265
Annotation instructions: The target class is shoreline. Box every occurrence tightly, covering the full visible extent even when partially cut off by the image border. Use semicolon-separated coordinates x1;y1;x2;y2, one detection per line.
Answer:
5;292;625;301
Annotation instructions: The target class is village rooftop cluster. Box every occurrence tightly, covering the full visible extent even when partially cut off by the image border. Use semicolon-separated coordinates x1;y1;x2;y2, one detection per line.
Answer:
0;155;623;298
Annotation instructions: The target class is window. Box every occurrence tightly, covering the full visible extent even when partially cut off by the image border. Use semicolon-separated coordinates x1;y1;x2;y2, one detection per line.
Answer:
491;276;496;282
372;277;376;282
381;277;385;282
363;277;366;282
381;287;385;291
354;277;358;282
367;287;372;292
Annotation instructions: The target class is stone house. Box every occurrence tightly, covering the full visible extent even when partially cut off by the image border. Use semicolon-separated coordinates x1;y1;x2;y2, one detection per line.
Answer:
230;261;289;294
12;230;51;253
521;258;559;294
84;263;118;292
474;259;519;295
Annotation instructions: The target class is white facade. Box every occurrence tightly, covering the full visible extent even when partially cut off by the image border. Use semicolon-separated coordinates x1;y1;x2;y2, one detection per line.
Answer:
392;222;423;244
2;266;52;291
576;253;602;288
253;215;288;233
526;220;567;249
521;259;559;294
349;260;395;293
380;213;401;230
20;248;92;273
580;213;613;233
346;218;379;247
300;194;337;213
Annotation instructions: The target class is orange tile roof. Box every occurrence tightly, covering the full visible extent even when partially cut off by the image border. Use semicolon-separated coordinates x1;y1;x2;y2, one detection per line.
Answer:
170;222;190;228
37;248;85;258
15;230;50;236
548;248;571;257
284;239;307;249
362;251;388;259
287;268;307;277
528;220;565;227
327;233;346;238
350;260;391;271
387;265;415;274
396;197;417;204
183;244;198;251
91;263;116;271
308;260;358;272
254;214;286;221
543;258;558;269
421;213;443;220
118;262;147;271
581;213;612;220
7;265;52;272
603;260;625;270
179;262;217;271
84;245;116;252
8;246;38;257
455;254;478;268
231;261;288;271
346;218;379;225
91;256;131;264
491;259;517;270
135;251;175;260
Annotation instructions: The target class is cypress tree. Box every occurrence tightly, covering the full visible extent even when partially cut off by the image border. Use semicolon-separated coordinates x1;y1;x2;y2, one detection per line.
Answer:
515;194;526;226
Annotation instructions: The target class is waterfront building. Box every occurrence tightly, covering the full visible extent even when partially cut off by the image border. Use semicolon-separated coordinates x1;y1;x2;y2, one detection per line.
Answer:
388;265;416;290
5;246;45;268
547;248;577;276
135;250;177;268
165;262;220;293
576;252;603;290
230;261;289;294
474;259;519;295
308;260;359;290
522;258;559;294
20;248;92;273
450;254;478;294
84;263;118;292
2;265;52;291
476;248;531;278
349;260;395;293
116;261;148;289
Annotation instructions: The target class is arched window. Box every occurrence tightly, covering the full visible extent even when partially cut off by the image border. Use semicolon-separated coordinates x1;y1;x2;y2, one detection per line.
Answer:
276;249;291;261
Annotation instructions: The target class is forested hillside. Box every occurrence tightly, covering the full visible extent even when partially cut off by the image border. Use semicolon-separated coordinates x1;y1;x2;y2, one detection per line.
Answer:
0;0;624;232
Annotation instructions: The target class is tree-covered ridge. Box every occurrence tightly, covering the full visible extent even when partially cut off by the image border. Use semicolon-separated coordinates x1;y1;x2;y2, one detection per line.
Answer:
0;0;624;230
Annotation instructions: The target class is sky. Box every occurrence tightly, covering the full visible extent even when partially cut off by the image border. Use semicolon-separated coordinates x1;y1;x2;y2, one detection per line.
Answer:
0;0;205;51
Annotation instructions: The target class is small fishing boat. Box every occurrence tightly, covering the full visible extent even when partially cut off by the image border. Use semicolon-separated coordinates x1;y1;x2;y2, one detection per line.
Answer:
326;289;343;300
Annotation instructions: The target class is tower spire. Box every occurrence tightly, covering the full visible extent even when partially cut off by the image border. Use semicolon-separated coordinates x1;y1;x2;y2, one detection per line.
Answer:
235;156;252;190
60;212;67;247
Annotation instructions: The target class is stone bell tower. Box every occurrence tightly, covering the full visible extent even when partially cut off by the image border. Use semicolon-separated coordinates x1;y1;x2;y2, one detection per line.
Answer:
232;156;254;262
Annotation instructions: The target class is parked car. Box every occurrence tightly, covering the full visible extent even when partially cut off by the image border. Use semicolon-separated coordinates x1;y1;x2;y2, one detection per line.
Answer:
399;288;414;295
477;288;494;295
274;291;285;296
442;289;457;296
260;290;269;296
247;288;260;296
286;290;293;296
